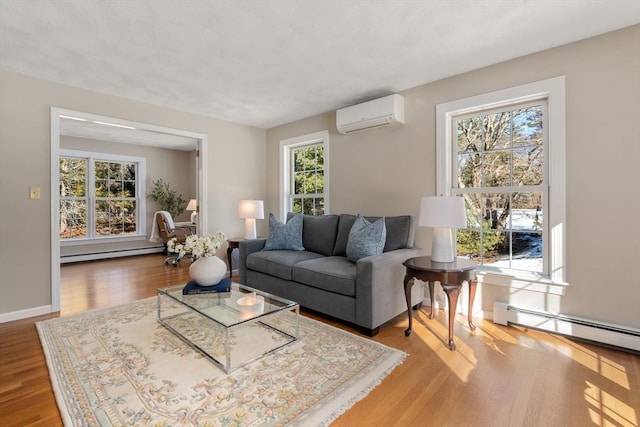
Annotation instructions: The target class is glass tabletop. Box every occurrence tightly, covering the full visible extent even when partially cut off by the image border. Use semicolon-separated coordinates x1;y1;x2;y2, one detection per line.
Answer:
158;282;298;328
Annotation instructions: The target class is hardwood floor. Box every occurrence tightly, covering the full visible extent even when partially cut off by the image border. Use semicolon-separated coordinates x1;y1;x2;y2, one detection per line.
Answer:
1;254;639;426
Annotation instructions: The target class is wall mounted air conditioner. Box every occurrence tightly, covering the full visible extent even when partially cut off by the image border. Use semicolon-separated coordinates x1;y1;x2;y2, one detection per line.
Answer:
336;94;405;134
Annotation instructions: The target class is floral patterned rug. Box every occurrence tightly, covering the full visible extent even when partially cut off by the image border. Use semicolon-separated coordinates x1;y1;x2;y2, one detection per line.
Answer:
37;297;405;426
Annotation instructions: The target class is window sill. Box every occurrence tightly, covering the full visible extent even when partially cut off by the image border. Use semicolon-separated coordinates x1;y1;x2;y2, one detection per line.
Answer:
60;234;148;247
476;269;568;296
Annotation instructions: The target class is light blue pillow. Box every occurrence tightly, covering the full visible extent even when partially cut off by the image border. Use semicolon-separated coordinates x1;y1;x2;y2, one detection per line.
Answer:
346;215;386;262
263;213;305;251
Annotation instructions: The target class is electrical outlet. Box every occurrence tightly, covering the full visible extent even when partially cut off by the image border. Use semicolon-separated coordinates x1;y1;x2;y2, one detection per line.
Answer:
29;186;41;199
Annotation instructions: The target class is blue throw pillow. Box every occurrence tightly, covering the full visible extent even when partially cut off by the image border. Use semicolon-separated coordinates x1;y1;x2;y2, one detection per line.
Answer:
346;215;386;262
263;213;305;251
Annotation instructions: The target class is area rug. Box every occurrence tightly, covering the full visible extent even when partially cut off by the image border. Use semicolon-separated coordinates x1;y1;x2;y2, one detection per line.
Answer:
37;297;405;426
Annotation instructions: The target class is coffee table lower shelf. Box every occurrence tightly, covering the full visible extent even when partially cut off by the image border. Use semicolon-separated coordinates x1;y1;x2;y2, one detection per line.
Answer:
157;284;300;374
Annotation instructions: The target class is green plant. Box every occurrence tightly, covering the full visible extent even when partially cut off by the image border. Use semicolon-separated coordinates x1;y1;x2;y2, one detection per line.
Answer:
148;179;188;218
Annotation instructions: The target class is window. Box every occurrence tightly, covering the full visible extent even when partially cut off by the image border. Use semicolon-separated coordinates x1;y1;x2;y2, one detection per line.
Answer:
436;77;566;285
454;101;545;273
280;131;330;218
59;150;146;240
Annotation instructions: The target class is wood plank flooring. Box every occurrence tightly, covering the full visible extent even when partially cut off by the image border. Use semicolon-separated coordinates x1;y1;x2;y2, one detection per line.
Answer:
1;254;639;426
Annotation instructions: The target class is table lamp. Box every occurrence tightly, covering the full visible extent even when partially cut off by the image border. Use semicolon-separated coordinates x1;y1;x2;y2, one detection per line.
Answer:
238;199;264;239
419;196;467;263
186;199;198;224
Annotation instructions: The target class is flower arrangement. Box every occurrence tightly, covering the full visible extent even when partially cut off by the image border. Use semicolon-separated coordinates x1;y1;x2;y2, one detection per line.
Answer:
167;232;226;259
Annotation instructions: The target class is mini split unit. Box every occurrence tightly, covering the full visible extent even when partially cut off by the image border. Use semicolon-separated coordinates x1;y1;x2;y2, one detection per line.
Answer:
336;94;405;134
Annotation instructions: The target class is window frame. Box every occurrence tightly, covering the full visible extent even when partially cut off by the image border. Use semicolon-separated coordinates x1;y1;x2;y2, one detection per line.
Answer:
279;130;330;220
59;149;147;245
436;77;566;289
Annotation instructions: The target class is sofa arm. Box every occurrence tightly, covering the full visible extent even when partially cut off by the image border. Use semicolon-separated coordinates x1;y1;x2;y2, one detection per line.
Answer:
355;247;425;329
238;238;266;284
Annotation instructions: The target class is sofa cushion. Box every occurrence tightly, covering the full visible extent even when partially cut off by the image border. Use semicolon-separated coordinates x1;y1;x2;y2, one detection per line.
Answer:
247;250;323;281
263;213;304;251
346;215;386;262
381;215;415;251
333;214;414;255
292;256;357;296
287;213;339;256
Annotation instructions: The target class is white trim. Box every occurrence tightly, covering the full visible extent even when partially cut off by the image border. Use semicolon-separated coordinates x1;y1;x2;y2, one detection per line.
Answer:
60;234;148;247
60;247;164;264
0;305;53;323
279;130;330;220
51;107;208;314
493;302;640;352
436;76;566;286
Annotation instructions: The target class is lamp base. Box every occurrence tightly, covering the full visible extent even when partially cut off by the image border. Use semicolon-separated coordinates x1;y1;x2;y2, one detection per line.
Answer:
431;227;455;263
190;211;198;224
243;218;257;240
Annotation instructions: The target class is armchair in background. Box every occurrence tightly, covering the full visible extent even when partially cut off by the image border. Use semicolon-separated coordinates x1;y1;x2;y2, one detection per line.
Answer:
154;211;192;266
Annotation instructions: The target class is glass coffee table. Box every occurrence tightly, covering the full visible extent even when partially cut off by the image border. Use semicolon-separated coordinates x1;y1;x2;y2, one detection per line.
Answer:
157;282;299;373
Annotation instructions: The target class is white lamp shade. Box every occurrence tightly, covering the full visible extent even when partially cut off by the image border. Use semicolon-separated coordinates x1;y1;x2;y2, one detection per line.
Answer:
237;200;265;219
186;199;197;211
418;196;467;229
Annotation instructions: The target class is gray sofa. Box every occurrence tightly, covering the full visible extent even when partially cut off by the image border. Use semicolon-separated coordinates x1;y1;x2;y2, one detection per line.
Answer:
238;213;424;336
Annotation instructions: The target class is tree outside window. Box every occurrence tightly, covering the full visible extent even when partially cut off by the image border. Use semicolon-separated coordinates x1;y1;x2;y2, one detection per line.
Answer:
454;102;546;273
59;152;143;239
291;144;325;215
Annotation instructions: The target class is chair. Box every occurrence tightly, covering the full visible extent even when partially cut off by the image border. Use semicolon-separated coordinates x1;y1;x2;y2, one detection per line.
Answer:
155;212;192;266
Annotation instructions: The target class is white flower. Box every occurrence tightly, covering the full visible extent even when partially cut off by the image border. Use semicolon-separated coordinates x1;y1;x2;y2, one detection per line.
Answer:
167;231;226;259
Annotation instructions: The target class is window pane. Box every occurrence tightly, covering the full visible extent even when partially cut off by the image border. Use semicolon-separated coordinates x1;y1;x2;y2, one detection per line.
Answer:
95;178;108;197
483;112;511;151
457;117;482;153
509;192;543;232
483;150;511;187
60;157;87;197
95;200;110;235
513;105;543;148
95;161;108;179
457;153;480;189
123;163;136;180
294;172;304;194
123;180;136;197
109;162;123;179
513;146;543;185
304;171;316;193
302;198;314;214
292;198;303;214
59;199;86;238
314;198;325;215
462;193;482;229
512;231;543;273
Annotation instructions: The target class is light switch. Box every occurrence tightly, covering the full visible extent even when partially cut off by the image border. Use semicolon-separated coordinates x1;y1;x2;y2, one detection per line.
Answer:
29;186;41;199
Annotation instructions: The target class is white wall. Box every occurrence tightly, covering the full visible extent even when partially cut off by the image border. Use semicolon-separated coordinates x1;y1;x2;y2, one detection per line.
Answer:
0;70;267;316
266;25;640;329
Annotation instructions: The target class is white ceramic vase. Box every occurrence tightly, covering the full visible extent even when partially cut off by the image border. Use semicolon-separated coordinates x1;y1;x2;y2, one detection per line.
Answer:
189;256;227;286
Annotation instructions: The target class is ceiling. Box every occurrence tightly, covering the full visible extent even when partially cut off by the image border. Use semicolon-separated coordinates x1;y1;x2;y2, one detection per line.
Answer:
1;1;639;130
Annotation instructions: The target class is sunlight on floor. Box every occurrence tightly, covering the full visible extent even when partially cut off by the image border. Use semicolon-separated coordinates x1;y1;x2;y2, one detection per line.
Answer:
585;381;638;427
415;310;478;382
549;335;631;390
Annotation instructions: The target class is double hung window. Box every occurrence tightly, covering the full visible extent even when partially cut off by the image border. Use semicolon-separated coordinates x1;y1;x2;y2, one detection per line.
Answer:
280;131;329;217
59;150;145;240
436;77;565;284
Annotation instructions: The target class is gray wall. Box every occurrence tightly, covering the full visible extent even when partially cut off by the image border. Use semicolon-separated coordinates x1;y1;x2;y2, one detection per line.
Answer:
266;25;640;329
0;70;267;316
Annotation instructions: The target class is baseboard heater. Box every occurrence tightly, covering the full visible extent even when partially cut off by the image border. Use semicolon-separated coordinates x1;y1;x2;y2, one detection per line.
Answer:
61;247;164;264
493;301;640;353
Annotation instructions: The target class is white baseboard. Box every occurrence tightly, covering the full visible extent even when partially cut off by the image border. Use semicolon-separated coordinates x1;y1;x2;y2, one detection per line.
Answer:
0;305;53;323
494;301;640;352
61;247;163;263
